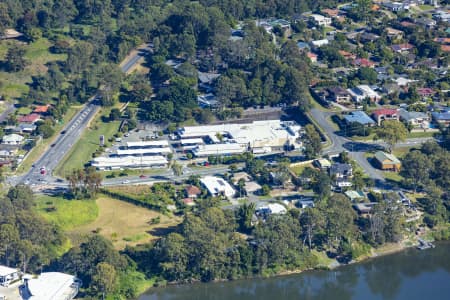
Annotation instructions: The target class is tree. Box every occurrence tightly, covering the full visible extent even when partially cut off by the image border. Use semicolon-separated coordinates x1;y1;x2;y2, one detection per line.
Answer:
300;208;325;250
92;262;117;296
401;150;432;192
303;124;322;159
171;162;183;177
237;203;255;233
374;121;407;153
0;224;19;266
36;120;55;139
4;46;28;72
109;108;121;121
312;171;331;199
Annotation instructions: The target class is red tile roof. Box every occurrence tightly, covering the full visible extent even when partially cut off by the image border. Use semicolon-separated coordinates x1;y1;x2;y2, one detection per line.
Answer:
417;88;434;96
441;45;450;52
185;185;201;196
33;104;51;113
353;58;375;67
372;108;398;117
17;113;40;123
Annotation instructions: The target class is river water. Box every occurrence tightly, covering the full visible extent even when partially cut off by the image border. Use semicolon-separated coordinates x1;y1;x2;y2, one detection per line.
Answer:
139;242;450;300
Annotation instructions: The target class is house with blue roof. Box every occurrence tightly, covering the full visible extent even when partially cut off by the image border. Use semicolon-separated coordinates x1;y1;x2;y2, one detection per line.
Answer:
431;111;450;127
344;111;376;127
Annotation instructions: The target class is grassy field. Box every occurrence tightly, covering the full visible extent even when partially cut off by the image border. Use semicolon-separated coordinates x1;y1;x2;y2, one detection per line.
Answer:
35;194;99;231
0;38;67;99
55;109;120;176
407;131;436;139
16;106;81;174
383;171;403;184
290;162;314;175
70;196;182;249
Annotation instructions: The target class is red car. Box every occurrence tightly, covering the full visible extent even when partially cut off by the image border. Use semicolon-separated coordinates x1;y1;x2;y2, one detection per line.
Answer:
40;167;46;175
139;174;147;179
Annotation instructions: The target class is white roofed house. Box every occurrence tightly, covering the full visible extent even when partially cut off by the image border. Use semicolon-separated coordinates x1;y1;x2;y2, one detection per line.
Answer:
21;272;81;300
0;265;20;287
200;176;235;199
398;108;430;129
2;134;24;145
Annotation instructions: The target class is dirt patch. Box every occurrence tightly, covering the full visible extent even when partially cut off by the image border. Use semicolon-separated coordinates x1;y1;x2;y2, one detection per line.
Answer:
70;196;181;250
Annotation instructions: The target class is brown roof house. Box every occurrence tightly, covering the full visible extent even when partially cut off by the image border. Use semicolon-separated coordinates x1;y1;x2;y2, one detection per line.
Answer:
373;151;401;172
185;185;201;199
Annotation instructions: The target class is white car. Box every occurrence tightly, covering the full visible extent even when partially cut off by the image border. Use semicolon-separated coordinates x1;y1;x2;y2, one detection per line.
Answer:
122;180;130;184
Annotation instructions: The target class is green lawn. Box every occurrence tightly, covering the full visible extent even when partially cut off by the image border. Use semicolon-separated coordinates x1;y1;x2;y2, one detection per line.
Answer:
290;162;313;176
55;109;120;176
407;131;436;139
35;194;99;231
383;171;403;184
418;4;434;11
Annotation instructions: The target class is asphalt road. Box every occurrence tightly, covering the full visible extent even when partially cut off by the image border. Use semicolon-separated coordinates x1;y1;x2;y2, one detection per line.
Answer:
10;45;151;188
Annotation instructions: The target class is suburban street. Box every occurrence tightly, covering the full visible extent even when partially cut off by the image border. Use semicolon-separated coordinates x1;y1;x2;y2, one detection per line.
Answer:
310;108;435;188
8;45;151;187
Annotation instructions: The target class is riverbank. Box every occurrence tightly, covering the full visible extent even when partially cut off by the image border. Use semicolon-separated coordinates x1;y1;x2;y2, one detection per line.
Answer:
136;226;450;299
139;241;450;300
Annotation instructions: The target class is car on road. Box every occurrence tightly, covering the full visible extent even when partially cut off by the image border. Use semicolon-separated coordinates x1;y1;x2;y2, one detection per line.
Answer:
122;180;130;184
61;130;66;134
139;174;147;179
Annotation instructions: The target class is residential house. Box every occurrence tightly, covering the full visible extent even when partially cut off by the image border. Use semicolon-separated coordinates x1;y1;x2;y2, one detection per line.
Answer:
330;163;353;189
327;87;352;104
394;77;416;87
16;123;37;134
21;272;81;300
310;14;332;26
17;113;41;124
2;133;24;145
314;158;331;169
185;185;201;199
344;111;376;127
373;151;401;171
198;71;221;93
307;52;318;63
398;108;430;128
255;203;287;218
417;88;435;98
391;43;414;54
360;32;380;43
431;111;450;127
339;50;356;61
345;190;365;202
0;29;23;40
321;8;340;18
182;198;196;206
310;39;329;48
33;104;51;114
0;265;20;287
352;58;376;68
383;2;410;12
198;93;219;108
348;85;381;103
297;41;310;51
353;202;377;215
0;145;19;158
232;171;261;194
415;17;436;28
200;176;235;199
372;108;399;125
330;163;353;179
385;27;404;40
